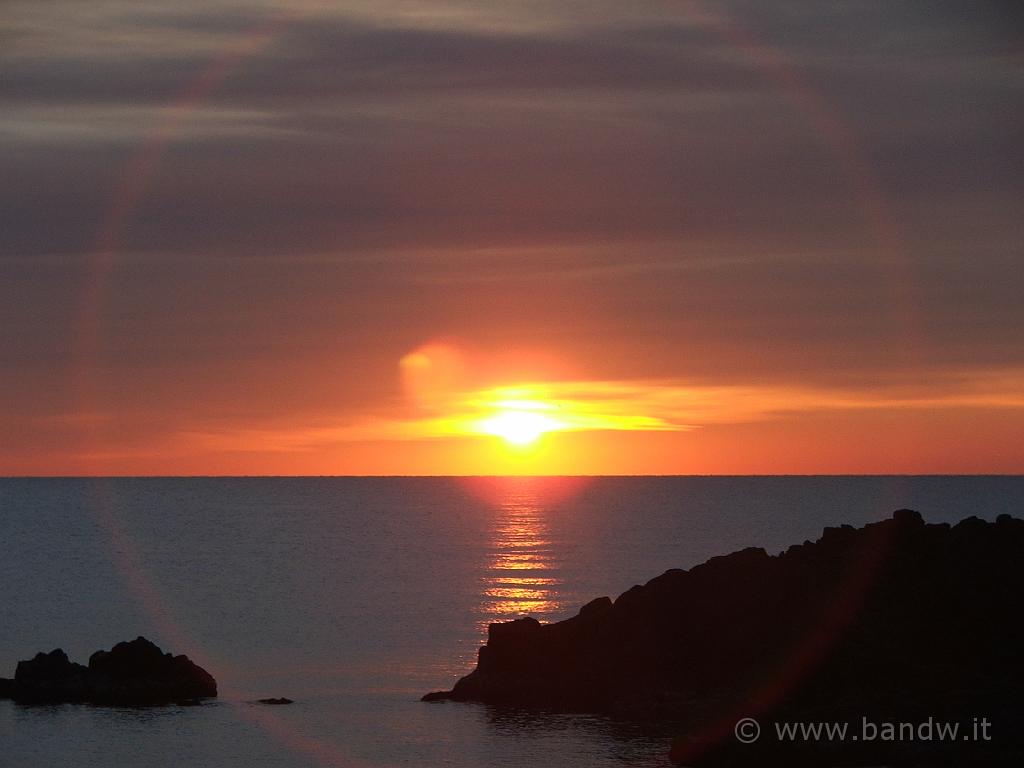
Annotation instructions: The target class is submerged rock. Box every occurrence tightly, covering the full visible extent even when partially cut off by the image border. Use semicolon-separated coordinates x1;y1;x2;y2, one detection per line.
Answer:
256;697;294;705
424;510;1024;764
7;636;216;706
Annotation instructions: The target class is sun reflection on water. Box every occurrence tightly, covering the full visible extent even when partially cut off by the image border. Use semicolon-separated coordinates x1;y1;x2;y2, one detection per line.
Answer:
477;486;562;634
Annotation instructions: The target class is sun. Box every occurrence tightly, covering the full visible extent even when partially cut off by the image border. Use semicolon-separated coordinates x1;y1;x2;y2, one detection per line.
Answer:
476;404;563;446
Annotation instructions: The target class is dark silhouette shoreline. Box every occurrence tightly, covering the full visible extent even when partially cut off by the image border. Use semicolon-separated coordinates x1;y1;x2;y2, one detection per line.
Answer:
0;637;216;706
425;510;1024;765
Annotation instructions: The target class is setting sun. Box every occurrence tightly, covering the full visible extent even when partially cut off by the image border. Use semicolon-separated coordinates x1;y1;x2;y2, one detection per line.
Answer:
475;402;564;446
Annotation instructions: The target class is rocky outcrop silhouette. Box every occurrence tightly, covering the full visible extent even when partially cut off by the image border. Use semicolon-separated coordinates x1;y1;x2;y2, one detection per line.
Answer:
424;510;1024;765
1;636;216;705
5;648;89;703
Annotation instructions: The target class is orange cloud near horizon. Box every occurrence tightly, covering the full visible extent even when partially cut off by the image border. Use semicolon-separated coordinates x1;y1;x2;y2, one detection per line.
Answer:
6;342;1023;477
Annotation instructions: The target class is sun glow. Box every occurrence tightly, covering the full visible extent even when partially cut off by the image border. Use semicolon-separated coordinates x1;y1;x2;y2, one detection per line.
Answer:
395;344;692;458
475;401;564;446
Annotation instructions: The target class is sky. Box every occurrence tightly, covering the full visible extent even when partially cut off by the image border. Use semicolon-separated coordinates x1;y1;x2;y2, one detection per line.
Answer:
1;0;1022;475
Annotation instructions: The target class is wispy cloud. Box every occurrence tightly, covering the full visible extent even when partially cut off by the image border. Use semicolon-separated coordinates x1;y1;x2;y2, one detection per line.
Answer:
179;368;1024;453
0;104;291;145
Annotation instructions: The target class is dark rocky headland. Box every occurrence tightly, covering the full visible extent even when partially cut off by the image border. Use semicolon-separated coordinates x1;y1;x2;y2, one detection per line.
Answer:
425;511;1024;765
0;636;216;705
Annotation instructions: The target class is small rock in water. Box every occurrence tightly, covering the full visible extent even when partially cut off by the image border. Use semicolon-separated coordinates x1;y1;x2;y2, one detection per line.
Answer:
257;697;294;705
421;690;451;702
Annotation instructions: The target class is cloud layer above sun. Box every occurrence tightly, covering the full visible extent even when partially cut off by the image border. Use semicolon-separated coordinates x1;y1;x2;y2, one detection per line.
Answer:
1;1;1022;474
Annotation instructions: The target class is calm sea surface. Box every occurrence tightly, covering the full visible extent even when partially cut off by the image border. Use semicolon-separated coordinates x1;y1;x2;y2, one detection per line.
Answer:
2;476;1022;767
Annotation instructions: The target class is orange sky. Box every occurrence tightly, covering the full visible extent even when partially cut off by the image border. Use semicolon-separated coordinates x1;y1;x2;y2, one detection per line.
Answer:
5;338;1023;475
2;2;1022;475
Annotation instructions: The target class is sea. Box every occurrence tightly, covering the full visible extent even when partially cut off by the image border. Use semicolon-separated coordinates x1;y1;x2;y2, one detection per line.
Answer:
1;476;1021;767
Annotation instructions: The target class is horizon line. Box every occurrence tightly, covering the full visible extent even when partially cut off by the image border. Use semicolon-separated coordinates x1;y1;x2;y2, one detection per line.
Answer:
2;473;1022;480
